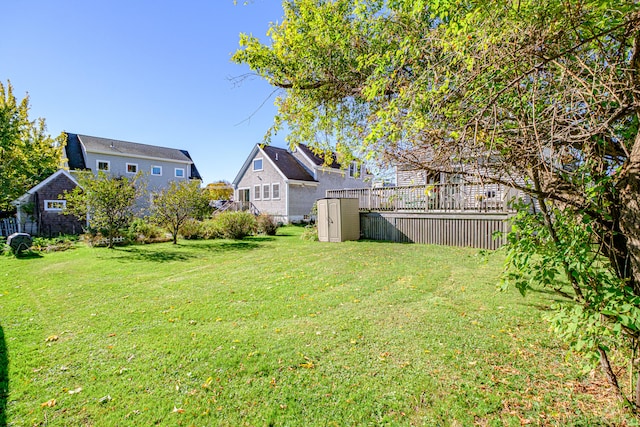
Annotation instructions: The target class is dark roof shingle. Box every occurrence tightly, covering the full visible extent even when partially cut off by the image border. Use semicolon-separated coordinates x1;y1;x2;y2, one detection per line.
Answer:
263;146;316;181
297;144;341;169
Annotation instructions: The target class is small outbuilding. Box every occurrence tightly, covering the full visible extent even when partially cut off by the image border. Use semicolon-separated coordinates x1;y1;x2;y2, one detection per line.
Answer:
11;170;84;236
317;198;360;242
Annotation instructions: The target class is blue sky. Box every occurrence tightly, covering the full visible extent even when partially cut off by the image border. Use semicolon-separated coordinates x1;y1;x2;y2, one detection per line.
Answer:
2;1;287;184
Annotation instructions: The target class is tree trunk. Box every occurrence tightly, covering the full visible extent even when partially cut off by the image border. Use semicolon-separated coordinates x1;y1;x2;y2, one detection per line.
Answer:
618;130;640;294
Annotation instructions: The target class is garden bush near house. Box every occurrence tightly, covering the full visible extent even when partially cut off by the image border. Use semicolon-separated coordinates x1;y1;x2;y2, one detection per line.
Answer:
30;235;78;252
199;218;223;239
178;218;204;240
256;213;279;236
127;218;169;243
213;211;257;239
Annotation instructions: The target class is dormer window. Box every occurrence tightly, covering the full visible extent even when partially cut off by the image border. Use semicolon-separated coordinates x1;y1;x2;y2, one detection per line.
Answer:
348;162;358;178
253;159;263;171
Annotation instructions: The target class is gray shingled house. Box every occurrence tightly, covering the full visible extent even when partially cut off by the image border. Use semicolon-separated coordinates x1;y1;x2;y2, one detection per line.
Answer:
12;133;202;236
232;144;371;223
64;132;201;192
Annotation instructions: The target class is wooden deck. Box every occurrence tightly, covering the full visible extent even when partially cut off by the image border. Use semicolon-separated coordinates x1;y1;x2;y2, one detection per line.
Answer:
326;183;519;213
326;184;518;249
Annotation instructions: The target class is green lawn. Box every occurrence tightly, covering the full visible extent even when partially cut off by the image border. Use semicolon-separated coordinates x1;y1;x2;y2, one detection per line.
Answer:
0;227;629;426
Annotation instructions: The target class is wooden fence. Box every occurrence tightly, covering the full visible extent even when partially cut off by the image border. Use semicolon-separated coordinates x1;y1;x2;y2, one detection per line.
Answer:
360;211;511;250
0;218;18;237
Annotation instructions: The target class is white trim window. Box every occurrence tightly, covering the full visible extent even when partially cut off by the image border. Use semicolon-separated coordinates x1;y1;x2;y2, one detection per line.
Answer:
254;185;261;200
126;163;138;174
175;168;185;178
45;200;66;211
348;162;358;178
253;158;263;171
151;165;162;176
263;184;270;200
97;160;110;172
272;183;280;199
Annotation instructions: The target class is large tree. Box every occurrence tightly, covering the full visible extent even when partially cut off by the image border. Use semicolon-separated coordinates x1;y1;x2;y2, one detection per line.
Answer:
0;81;64;211
235;0;640;408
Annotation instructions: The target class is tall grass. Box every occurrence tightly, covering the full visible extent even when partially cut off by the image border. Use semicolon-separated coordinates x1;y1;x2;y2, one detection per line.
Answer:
0;227;628;425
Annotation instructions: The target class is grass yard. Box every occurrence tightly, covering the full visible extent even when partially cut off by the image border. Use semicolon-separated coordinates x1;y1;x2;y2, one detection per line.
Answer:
0;226;631;426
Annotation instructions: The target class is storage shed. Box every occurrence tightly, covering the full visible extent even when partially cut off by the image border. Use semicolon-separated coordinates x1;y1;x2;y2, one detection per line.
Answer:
317;198;360;242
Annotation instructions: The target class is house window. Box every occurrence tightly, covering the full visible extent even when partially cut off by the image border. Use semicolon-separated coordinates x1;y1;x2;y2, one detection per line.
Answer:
254;185;261;200
175;168;185;178
97;160;110;172
253;159;263;171
44;200;66;211
263;184;270;200
272;183;280;199
126;163;138;174
151;166;162;176
348;162;359;178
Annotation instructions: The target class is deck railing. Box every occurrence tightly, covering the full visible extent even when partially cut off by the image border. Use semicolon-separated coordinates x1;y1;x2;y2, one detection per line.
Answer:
214;201;260;216
326;183;520;213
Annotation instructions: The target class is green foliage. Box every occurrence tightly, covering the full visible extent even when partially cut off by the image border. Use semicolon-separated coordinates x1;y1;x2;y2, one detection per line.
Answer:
30;235;78;252
256;213;279;236
212;211;257;239
178;218;204;240
236;0;640;406
300;224;319;241
64;172;143;248
502;204;640;376
150;180;208;244
127;218;168;244
205;180;234;202
0;81;64;211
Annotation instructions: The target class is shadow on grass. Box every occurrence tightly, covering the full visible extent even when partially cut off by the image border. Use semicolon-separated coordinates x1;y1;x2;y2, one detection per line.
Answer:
197;240;262;252
12;251;43;260
111;240;263;262
113;247;197;263
0;323;8;427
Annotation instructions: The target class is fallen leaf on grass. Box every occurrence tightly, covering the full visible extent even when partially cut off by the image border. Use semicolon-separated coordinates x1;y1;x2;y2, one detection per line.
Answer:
202;377;213;389
68;387;83;395
41;399;56;408
98;395;112;404
45;335;59;342
172;406;185;414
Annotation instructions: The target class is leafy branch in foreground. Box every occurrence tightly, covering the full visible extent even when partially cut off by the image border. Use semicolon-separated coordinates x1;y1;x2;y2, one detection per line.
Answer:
234;0;640;410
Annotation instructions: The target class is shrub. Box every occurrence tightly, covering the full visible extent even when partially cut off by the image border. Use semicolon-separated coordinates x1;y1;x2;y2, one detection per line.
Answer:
200;219;223;239
256;214;279;236
179;218;204;240
300;224;319;241
128;218;166;243
213;211;257;240
31;235;79;252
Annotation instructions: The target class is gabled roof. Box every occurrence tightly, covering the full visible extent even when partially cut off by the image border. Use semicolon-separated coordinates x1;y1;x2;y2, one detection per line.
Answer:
296;144;341;169
64;132;202;179
12;170;79;206
233;144;317;187
263;146;315;181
